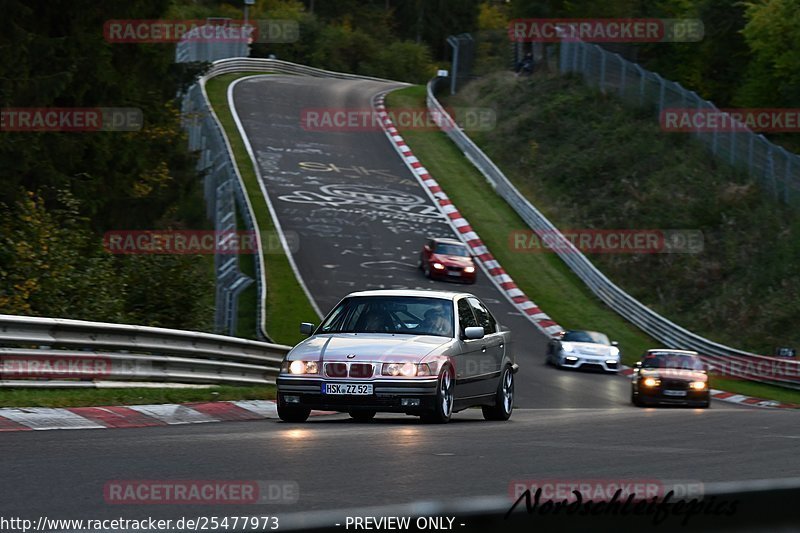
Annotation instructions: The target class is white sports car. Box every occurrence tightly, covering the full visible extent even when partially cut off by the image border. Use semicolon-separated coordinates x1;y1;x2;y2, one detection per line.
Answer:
276;289;518;423
546;330;620;372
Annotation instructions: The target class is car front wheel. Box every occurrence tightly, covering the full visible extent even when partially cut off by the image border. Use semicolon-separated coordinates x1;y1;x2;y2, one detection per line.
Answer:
631;389;643;407
421;366;454;424
277;394;310;422
482;366;514;421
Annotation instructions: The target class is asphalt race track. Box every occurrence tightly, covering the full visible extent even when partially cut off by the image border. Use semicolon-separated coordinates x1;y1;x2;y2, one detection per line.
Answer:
228;74;631;409
2;76;798;526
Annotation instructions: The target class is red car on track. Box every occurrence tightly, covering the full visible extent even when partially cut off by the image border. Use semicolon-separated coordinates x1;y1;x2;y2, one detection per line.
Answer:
419;237;477;284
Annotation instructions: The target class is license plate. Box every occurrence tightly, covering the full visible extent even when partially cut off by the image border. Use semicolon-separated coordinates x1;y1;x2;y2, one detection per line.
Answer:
664;390;687;397
322;383;373;395
447;271;461;277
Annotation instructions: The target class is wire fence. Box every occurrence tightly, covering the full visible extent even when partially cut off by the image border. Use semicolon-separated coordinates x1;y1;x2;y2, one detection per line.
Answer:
559;40;800;207
428;76;800;391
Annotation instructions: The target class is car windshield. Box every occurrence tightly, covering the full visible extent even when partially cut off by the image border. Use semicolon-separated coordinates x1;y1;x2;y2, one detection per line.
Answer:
642;353;703;370
434;243;469;257
318;296;455;337
562;330;610;344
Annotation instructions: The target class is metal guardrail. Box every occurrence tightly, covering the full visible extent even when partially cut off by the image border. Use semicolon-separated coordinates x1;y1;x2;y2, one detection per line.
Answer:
426;76;800;390
0;314;290;387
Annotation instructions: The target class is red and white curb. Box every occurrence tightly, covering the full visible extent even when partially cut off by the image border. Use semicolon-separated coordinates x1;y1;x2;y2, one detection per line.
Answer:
374;95;563;338
0;401;335;432
618;368;799;409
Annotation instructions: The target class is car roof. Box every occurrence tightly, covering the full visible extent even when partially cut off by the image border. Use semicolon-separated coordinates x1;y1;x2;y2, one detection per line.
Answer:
431;237;466;246
645;349;700;356
345;289;475;301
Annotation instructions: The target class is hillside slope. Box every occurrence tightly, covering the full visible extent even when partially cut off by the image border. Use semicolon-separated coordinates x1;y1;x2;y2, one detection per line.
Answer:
450;72;800;356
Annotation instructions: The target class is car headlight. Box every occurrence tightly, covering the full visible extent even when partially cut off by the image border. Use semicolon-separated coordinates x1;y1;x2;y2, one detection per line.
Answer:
283;360;319;375
561;342;574;353
609;346;620;358
432;262;445;270
642;377;661;387
464;266;475;273
689;381;707;390
382;363;432;377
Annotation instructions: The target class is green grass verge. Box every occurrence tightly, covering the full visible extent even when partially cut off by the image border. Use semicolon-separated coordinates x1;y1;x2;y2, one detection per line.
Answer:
708;377;799;406
387;86;655;363
385;85;800;405
0;385;276;408
206;73;318;346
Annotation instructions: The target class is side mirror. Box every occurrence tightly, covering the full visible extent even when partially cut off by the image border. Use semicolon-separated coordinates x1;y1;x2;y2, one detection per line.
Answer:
300;322;315;336
464;326;485;340
611;341;619;346
634;361;642;371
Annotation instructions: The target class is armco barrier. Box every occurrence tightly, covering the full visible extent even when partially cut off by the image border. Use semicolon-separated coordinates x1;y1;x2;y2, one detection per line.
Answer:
426;76;800;390
0;314;290;387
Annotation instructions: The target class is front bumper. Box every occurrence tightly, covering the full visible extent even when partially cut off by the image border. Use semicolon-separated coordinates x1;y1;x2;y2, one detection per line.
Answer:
635;387;710;406
428;267;476;283
556;351;619;372
277;375;439;413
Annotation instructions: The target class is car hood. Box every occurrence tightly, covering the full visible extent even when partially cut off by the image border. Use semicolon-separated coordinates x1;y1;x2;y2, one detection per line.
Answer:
639;368;707;382
288;333;452;362
432;253;473;267
563;341;617;357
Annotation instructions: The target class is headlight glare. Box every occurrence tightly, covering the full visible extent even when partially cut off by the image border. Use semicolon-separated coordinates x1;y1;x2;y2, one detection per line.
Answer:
382;363;431;377
643;377;661;387
288;360;318;375
464;266;475;273
690;381;707;390
432;262;445;270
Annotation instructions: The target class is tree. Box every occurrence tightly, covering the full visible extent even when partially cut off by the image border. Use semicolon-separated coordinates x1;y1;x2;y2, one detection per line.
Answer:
737;0;800;108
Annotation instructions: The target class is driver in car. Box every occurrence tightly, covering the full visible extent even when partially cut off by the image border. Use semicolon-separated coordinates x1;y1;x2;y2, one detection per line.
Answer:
420;308;451;336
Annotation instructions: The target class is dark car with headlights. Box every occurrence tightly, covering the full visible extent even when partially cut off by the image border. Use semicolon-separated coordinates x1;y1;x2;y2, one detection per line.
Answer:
631;349;710;408
419;237;477;284
276;289;517;423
